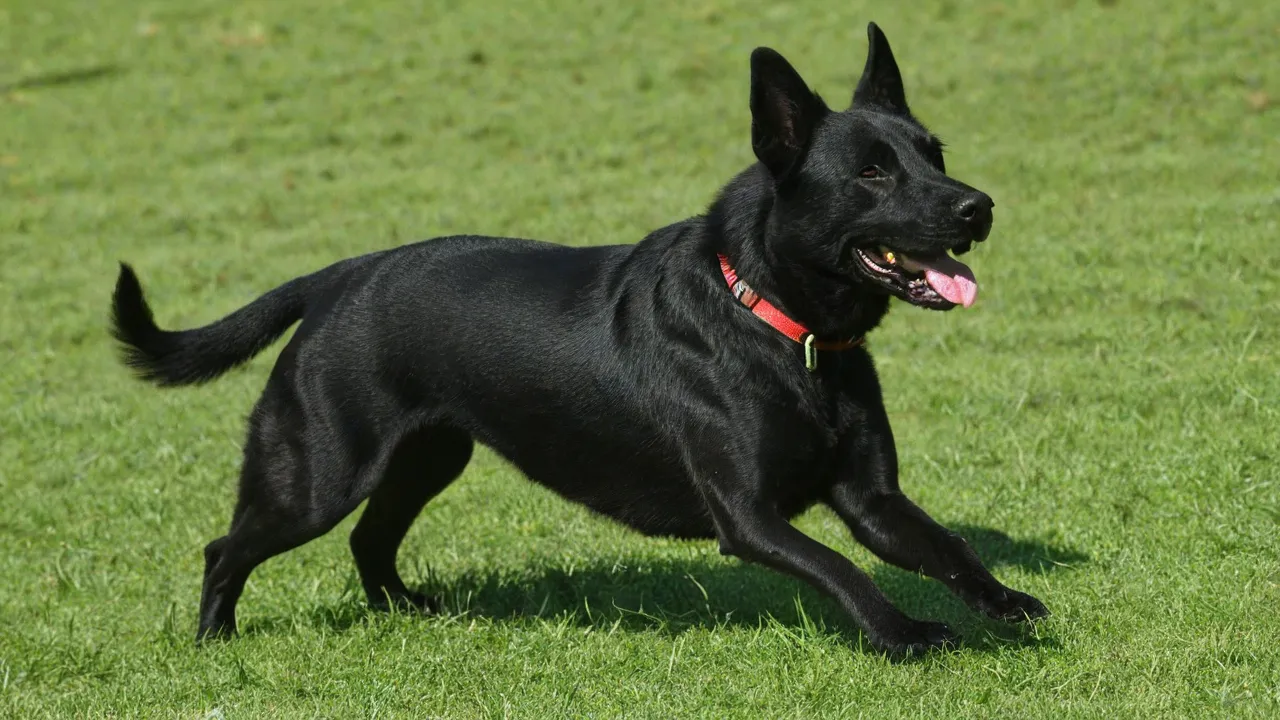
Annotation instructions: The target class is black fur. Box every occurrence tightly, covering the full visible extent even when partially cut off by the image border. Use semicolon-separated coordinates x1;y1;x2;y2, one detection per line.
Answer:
111;23;1045;656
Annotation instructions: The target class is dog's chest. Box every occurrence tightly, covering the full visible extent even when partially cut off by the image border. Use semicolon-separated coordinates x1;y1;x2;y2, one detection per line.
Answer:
755;383;848;516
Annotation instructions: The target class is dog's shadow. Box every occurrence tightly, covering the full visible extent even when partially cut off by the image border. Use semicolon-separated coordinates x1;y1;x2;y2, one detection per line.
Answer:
251;523;1086;653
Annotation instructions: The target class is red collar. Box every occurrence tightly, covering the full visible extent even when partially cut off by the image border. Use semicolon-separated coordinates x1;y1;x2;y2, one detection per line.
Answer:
718;254;864;370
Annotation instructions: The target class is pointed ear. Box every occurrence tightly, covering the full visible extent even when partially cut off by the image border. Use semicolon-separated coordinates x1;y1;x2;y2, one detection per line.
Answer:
750;48;827;181
852;22;909;113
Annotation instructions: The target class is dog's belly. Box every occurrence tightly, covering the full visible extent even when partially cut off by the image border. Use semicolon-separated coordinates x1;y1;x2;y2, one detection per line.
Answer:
464;413;832;542
475;427;718;540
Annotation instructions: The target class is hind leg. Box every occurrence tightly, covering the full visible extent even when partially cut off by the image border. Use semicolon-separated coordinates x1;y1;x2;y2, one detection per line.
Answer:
197;471;369;641
198;504;352;642
196;397;393;641
350;426;473;611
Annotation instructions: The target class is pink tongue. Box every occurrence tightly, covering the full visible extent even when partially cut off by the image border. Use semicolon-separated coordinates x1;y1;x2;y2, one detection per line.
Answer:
917;254;978;308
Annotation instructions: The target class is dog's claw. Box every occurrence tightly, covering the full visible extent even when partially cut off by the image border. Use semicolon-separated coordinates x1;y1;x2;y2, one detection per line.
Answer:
1000;590;1049;622
972;586;1049;623
194;623;236;645
872;619;959;659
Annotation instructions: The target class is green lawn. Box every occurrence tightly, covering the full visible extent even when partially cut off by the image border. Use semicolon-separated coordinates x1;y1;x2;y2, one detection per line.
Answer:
3;0;1279;717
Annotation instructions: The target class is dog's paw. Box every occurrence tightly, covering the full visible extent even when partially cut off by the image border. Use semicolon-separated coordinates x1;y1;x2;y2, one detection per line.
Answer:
869;619;958;659
369;589;439;615
970;585;1048;623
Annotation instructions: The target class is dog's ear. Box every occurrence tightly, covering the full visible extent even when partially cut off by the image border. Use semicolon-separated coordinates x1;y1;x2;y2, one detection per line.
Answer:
750;48;827;181
852;22;909;114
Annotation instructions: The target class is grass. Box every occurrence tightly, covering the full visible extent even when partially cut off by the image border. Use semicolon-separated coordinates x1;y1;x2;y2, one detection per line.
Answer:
2;0;1279;716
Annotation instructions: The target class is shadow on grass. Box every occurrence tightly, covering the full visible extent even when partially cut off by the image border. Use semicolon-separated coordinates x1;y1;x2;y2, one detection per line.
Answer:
243;524;1086;654
1;64;122;93
948;523;1089;574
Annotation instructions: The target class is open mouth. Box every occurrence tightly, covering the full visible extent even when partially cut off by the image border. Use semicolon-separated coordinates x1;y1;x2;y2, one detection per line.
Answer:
854;246;979;310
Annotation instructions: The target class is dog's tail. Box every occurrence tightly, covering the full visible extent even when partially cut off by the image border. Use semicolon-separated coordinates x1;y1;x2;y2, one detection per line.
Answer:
110;263;329;387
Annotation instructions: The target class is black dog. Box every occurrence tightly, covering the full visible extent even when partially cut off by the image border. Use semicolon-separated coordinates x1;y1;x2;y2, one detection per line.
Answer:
110;23;1046;655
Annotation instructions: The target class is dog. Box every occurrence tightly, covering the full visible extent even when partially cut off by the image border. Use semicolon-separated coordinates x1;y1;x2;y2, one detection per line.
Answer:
110;23;1047;655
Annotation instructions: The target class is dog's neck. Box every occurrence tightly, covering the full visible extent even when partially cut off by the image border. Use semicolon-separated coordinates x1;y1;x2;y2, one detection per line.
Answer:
707;166;891;342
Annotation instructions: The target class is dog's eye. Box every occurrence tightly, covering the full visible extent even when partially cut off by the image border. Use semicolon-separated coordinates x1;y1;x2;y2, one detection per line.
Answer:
859;166;882;179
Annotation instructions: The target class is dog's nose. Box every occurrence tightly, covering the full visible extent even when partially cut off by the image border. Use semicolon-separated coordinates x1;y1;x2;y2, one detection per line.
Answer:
954;193;993;221
954;193;994;240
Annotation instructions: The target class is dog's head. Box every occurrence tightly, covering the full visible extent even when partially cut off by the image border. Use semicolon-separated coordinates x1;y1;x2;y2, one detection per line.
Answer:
749;23;992;311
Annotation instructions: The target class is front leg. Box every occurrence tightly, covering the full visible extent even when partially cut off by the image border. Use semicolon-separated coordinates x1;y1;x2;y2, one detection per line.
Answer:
828;404;1048;623
696;473;956;657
